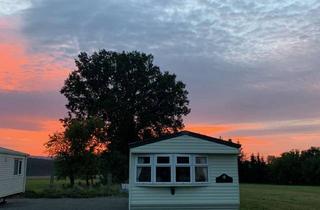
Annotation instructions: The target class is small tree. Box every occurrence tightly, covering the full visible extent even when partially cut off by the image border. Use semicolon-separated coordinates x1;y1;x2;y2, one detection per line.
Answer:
45;118;104;186
45;132;78;186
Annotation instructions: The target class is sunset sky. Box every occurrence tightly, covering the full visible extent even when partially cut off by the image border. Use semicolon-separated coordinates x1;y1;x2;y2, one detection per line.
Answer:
1;0;320;157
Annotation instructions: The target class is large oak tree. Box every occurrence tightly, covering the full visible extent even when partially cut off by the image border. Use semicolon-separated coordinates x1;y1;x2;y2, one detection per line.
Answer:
60;50;190;180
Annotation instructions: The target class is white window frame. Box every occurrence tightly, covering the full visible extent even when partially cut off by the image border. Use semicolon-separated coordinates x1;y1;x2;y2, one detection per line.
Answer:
155;154;172;183
14;158;23;176
194;155;209;183
175;154;192;183
134;154;209;185
135;155;152;183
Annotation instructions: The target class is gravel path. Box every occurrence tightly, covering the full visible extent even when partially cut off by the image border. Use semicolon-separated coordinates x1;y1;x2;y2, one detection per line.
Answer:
0;197;128;210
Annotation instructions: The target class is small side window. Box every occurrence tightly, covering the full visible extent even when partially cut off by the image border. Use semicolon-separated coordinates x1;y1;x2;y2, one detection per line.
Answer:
14;159;22;175
18;160;22;175
14;159;19;175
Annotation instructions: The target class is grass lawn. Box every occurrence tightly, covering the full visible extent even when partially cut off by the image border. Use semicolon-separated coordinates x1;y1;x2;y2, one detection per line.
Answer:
240;184;320;210
26;178;320;209
26;177;68;193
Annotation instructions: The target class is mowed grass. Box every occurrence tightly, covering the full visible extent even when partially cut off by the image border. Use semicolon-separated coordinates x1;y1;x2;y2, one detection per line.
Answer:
26;177;68;193
240;184;320;210
26;178;320;209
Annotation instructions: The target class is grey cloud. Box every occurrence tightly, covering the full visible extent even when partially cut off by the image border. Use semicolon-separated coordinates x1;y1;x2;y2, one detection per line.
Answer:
19;0;320;126
224;123;320;137
21;0;320;61
187;67;320;123
0;90;66;119
0;117;42;131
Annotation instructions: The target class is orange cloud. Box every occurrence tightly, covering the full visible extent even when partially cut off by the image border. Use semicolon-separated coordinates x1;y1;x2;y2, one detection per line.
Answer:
1;120;319;156
0;16;68;155
0;17;70;91
185;122;320;157
185;123;235;136
0;119;62;156
185;123;268;155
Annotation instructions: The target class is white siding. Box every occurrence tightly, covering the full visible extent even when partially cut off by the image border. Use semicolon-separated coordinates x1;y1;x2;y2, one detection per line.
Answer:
0;154;27;198
130;135;238;154
129;154;239;209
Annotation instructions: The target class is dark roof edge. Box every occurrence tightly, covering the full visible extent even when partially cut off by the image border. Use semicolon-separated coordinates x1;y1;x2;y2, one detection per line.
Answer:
129;130;241;149
0;147;29;157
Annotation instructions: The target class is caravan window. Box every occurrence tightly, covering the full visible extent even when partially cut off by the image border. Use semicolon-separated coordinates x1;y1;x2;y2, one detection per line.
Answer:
136;156;151;182
155;155;171;182
14;159;23;175
135;154;208;184
195;156;208;182
176;155;191;182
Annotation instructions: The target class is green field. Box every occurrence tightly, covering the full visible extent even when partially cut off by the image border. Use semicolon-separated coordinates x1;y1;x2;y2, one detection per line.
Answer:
26;177;68;193
240;184;320;210
26;178;320;209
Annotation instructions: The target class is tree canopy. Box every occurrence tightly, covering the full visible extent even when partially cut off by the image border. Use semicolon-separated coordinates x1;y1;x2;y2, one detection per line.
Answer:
45;118;103;186
239;147;320;185
61;50;190;155
49;50;191;182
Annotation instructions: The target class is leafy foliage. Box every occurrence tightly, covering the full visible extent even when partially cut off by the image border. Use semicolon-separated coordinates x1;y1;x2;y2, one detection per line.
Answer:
61;50;190;153
99;150;128;184
239;147;320;185
25;178;124;198
46;50;190;184
59;50;190;181
45;118;104;186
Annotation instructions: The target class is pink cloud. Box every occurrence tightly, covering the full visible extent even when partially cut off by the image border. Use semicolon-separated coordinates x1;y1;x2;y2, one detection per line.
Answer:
0;16;71;92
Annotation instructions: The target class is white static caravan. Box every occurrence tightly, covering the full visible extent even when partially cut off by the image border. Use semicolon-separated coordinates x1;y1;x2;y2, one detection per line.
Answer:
0;147;28;201
129;131;241;210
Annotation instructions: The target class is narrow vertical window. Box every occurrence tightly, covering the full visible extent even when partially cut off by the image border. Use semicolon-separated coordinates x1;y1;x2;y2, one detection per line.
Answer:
13;159;19;175
176;155;191;182
18;160;22;175
194;156;208;182
136;156;151;182
155;155;171;182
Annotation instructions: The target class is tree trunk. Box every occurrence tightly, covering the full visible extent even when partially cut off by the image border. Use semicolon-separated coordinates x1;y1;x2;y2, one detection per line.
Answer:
49;173;54;188
86;175;89;187
69;174;75;187
91;176;94;186
107;172;112;186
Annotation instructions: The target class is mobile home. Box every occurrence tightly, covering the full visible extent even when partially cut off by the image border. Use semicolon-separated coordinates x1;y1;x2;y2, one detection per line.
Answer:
0;147;28;201
129;131;241;210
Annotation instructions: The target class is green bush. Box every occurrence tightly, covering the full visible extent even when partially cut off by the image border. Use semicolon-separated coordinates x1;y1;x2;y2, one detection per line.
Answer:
24;183;126;198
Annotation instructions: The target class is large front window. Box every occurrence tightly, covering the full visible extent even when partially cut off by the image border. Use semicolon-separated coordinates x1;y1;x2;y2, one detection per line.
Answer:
135;154;208;184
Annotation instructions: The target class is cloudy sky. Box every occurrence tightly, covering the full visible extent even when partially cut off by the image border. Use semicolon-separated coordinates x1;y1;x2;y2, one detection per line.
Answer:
1;0;320;156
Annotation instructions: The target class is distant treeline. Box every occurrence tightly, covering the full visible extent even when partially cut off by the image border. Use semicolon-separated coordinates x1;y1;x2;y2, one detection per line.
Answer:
239;147;320;185
27;157;54;177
